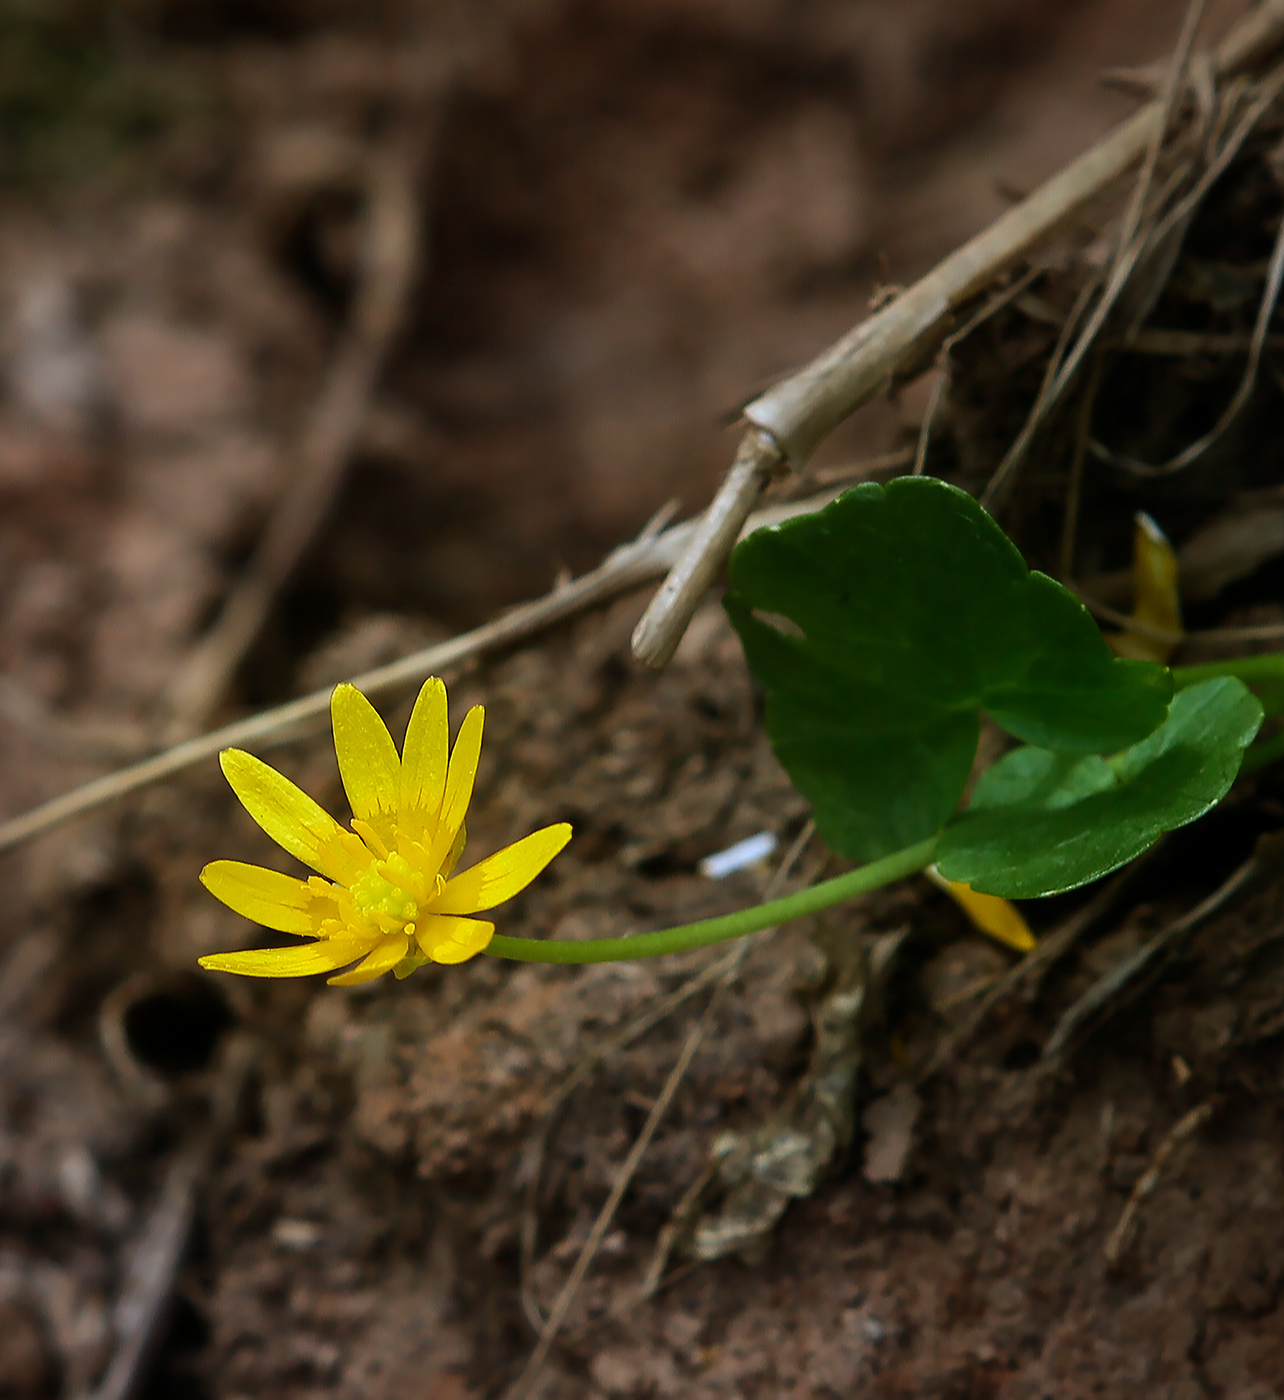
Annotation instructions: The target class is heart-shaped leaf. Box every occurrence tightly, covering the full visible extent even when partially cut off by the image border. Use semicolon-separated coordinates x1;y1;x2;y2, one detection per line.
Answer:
935;677;1262;897
726;477;1172;862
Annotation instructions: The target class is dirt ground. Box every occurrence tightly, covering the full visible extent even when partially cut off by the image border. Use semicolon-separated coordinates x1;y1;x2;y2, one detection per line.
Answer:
3;2;1284;1398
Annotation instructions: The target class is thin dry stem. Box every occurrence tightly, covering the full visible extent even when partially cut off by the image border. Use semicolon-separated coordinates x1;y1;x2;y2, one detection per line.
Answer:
911;267;1044;477
505;825;814;1400
984;65;1284;509
518;948;738;1333
632;1;1284;667
1104;1101;1215;1268
0;491;842;856
1090;199;1284;475
160;135;428;739
631;426;784;668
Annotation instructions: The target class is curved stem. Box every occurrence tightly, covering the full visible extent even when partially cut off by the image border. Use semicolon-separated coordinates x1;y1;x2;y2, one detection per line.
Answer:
1176;656;1284;772
1176;655;1284;713
485;837;937;964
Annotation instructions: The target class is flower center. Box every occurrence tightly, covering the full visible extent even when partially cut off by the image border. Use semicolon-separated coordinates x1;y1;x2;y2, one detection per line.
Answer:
351;864;419;927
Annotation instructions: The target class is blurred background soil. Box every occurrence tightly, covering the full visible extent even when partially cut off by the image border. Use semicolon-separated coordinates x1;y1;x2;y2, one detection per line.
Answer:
4;2;1284;1399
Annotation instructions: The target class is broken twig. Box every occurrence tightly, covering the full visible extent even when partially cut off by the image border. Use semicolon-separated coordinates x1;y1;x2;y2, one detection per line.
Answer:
0;490;841;856
1103;1100;1215;1268
630;0;1284;668
1041;831;1284;1067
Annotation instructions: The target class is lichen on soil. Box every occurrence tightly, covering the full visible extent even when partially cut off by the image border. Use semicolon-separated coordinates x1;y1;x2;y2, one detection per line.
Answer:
3;2;1284;1399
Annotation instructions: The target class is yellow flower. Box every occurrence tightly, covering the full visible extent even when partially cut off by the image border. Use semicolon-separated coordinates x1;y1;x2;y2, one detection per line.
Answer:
198;678;571;985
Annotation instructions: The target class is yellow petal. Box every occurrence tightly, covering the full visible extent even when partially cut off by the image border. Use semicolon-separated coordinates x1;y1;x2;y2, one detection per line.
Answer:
417;705;484;876
443;822;467;879
326;933;409;986
399;678;449;837
198;936;370;978
219;749;369;885
200;860;317;934
927;868;1035;953
415;914;494;964
331;684;401;835
434;823;572;914
1109;512;1183;663
442;705;484;838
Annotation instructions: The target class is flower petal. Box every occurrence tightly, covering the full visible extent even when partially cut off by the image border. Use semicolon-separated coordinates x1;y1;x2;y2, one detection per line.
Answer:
420;706;484;875
434;823;572;914
331;684;401;835
926;868;1035;952
198;936;370;978
326;933;410;986
220;749;368;884
399;677;449;837
200;860;317;934
442;705;484;837
415;914;494;964
443;822;467;879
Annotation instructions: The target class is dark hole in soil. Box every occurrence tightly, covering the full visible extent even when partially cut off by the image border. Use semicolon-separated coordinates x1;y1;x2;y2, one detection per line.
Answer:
56;869;159;1034
275;189;363;318
634;849;696;879
139;1293;213;1400
122;975;234;1076
1002;1040;1041;1071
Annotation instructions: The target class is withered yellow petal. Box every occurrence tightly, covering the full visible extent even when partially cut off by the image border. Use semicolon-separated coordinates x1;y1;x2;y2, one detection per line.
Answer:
1109;512;1183;663
400;677;449;832
219;749;368;885
928;867;1035;953
199;936;370;978
434;823;572;914
200;860;316;934
331;684;400;832
416;914;494;964
326;933;410;986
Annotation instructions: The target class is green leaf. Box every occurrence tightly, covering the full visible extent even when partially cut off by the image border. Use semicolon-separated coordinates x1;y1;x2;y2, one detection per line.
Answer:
935;678;1262;897
726;477;1172;862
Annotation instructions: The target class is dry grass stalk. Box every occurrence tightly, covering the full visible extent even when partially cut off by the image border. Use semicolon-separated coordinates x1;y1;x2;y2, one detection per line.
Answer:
631;0;1284;668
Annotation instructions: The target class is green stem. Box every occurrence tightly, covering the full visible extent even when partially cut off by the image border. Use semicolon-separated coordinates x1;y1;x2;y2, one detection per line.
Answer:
485;837;938;964
1175;654;1284;771
1241;724;1284;774
1175;655;1284;712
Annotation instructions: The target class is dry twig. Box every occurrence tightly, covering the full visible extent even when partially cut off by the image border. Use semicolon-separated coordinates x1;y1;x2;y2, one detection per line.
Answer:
517;947;740;1333
984;43;1284;509
911;267;1044;476
0;490;841;856
1089;199;1284;475
160;133;428;739
1041;831;1284;1067
85;1034;255;1400
630;1;1284;668
503;825;815;1400
918;855;1156;1084
1103;1100;1215;1268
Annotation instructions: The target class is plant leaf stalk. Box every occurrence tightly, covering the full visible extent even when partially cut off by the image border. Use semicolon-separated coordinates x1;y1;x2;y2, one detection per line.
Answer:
485;837;937;964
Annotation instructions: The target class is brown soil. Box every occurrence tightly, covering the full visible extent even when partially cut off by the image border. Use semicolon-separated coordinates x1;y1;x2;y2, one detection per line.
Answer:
2;3;1284;1399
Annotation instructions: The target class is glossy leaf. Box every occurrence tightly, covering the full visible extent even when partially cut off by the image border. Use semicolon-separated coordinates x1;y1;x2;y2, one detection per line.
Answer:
935;678;1262;898
726;477;1172;861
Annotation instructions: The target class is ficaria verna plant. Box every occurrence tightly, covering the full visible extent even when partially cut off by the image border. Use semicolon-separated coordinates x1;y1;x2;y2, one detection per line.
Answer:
200;477;1276;981
199;680;571;983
